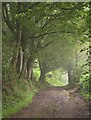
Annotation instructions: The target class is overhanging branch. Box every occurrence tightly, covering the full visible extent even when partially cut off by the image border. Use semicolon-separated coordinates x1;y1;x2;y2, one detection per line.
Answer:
18;3;40;14
2;5;14;32
32;30;72;39
40;40;53;49
61;3;86;11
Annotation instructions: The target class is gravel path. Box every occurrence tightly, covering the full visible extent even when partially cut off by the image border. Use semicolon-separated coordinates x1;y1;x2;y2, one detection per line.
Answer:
8;87;89;118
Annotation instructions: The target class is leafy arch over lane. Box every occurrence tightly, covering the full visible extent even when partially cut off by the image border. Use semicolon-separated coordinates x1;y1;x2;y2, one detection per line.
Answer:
2;2;90;90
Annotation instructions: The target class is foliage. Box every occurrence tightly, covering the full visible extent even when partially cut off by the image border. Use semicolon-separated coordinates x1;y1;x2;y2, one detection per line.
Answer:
2;2;90;118
33;67;40;81
46;69;68;86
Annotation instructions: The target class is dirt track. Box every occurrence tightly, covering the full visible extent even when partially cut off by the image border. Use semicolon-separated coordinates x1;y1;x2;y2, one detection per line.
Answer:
9;87;89;118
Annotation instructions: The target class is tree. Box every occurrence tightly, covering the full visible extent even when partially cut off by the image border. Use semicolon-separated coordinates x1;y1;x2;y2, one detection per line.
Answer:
2;2;88;85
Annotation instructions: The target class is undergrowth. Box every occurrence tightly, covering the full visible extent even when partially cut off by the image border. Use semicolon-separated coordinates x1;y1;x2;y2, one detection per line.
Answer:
2;79;39;118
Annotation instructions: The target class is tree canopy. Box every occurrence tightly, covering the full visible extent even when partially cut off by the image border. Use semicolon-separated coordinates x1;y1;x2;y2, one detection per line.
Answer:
2;2;90;98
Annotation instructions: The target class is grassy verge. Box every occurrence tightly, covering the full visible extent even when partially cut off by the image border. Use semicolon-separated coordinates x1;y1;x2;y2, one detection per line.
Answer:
3;90;35;118
2;78;49;118
80;92;90;101
2;79;39;118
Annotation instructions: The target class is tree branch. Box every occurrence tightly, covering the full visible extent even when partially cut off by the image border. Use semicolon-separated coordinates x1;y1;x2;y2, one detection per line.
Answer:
2;4;14;32
32;30;72;39
18;3;40;14
61;3;86;11
40;40;53;49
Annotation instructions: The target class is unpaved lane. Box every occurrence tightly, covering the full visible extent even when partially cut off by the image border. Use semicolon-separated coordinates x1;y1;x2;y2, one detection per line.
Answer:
9;87;89;118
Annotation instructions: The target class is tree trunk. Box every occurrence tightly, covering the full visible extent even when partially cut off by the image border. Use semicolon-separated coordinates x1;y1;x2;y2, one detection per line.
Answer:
27;56;34;79
19;47;23;73
11;22;21;72
39;69;46;82
18;49;27;79
67;65;73;86
74;49;79;83
39;61;46;82
68;69;72;85
11;3;22;75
